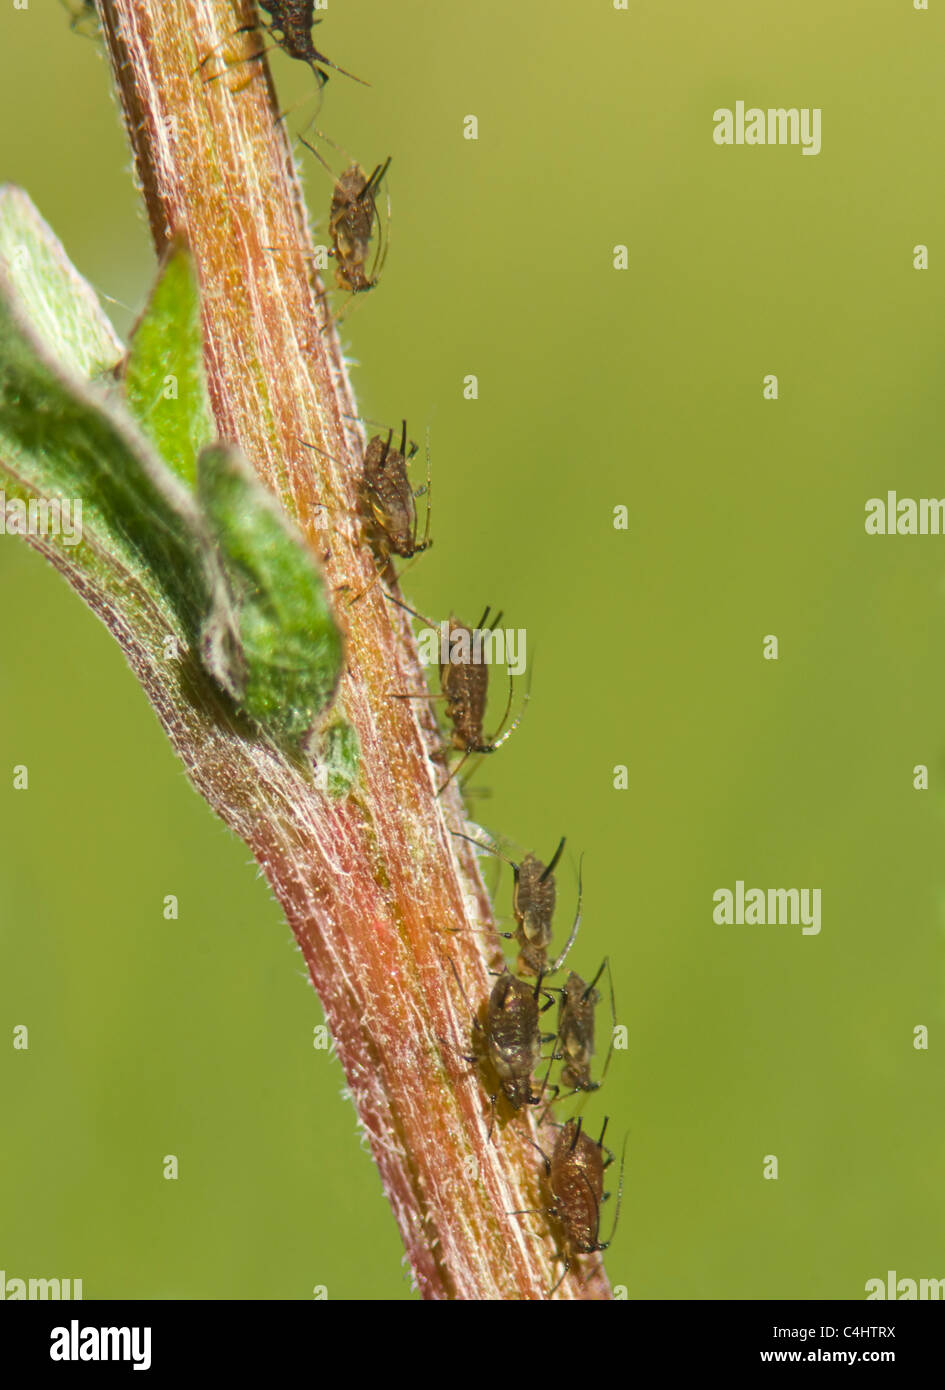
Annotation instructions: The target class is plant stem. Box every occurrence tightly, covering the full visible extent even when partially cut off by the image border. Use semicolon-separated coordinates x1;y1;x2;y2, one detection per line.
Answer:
96;0;611;1299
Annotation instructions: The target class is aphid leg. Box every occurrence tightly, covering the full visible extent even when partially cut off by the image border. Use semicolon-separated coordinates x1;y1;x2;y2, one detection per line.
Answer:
192;25;269;87
547;1257;571;1299
537;1083;560;1127
436;749;473;798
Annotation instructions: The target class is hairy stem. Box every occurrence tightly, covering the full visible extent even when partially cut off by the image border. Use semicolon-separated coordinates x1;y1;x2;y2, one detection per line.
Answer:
95;0;610;1300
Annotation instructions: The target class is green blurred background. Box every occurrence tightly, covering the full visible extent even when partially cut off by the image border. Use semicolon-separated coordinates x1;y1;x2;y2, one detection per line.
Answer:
2;0;944;1300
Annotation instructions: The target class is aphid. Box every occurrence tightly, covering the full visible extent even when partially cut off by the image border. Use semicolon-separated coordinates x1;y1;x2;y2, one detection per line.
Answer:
548;958;617;1098
357;422;432;572
257;0;366;86
446;959;556;1135
389;600;525;795
298;420;432;603
452;830;582;978
301;139;391;298
522;1117;626;1296
196;0;365;90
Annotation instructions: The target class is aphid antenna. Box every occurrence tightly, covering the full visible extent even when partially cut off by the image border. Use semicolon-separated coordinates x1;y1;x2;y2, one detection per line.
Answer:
548;852;584;974
591;956;619;1091
341;414;420;459
298;130;338;178
363;158;393;286
385;592;437;630
452;827;514;870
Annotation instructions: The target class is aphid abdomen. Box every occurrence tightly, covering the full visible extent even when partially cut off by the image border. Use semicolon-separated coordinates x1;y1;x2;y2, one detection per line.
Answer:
557;973;598;1091
486;975;541;1110
549;1120;606;1255
513;854;556;972
366;469;416;558
441;651;489;752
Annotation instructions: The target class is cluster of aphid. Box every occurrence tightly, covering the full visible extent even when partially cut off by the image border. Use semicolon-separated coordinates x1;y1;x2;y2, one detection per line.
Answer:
72;2;391;322
183;3;626;1296
445;831;625;1296
66;0;624;1299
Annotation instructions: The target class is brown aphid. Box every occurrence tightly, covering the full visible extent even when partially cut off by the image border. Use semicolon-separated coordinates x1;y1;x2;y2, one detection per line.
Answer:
446;960;555;1134
301;139;391;296
390;600;525;795
196;0;365;90
258;0;364;85
531;1117;625;1296
485;970;548;1112
453;831;582;978
358;422;431;568
328;159;391;294
553;958;615;1094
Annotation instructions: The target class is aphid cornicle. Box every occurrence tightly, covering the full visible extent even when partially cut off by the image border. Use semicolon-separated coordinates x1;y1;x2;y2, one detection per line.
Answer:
530;1116;625;1296
453;831;582;978
446;960;555;1135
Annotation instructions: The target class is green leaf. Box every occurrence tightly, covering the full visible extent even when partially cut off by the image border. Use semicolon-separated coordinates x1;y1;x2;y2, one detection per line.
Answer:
0;189;344;751
0;276;220;632
121;239;214;488
197;444;346;744
0;185;122;382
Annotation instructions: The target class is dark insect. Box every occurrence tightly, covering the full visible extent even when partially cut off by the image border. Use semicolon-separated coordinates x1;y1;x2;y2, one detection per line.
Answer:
544;958;617;1104
519;1116;626;1297
390;600;525;795
446;959;556;1136
257;0;366;86
301;139;392;298
453;830;582;978
195;1;365;93
358;422;432;570
296;419;431;604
